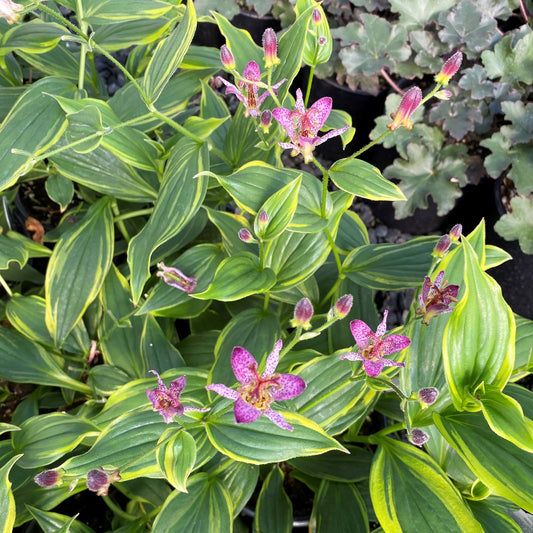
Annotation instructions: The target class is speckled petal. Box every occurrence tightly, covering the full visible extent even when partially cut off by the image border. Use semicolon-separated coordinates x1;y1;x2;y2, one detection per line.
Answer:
434;270;445;288
206;383;239;400
263;339;283;377
314;126;349;145
443;284;460;301
263;408;293;430
308;96;332;130
382;359;406;369
376;310;389;337
294;88;306;114
231;346;258;384
272;107;296;139
149;369;167;390
363;358;385;377
217;77;245;103
278;141;299;151
271;78;287;91
272;374;306;401
168;376;186;397
421;276;431;301
339;351;362;361
242;61;261;82
381;334;411;355
350;320;373;350
234;397;262;424
183;406;211;413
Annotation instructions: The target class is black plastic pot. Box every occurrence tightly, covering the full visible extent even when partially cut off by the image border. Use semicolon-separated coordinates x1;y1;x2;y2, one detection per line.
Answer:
231;10;281;44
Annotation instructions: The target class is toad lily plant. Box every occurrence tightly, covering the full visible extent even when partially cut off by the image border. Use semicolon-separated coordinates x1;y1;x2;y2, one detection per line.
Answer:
0;1;530;532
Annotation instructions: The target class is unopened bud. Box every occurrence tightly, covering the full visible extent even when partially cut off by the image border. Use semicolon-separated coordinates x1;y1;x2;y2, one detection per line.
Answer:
432;234;451;258
258;210;268;226
318;36;327;46
86;468;120;496
449;224;462;242
435;90;452;100
418;387;439;406
157;263;197;294
334;294;353;319
260;109;272;133
34;470;61;487
262;28;280;69
409;428;430;446
220;44;236;70
312;8;322;25
292;297;314;329
387;86;422;131
435;51;463;86
238;228;255;243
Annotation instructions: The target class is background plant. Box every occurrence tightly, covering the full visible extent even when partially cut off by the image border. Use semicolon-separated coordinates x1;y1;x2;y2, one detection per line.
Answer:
0;1;532;532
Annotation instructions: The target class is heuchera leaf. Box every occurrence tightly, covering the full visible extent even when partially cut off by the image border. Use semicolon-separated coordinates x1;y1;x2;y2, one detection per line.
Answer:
389;0;456;27
494;197;533;254
443;238;515;411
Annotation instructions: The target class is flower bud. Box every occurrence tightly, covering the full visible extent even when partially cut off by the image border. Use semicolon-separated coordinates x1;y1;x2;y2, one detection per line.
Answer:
449;224;462;242
34;470;61;488
432;234;451;258
318;36;327;46
0;0;23;24
312;8;322;25
220;44;236;70
258;210;268;226
334;294;353;319
418;387;439;406
409;428;430;446
434;90;452;100
292;297;314;329
238;228;255;243
260;109;272;133
262;28;280;69
86;468;121;496
387;86;422;131
157;263;197;294
435;51;463;86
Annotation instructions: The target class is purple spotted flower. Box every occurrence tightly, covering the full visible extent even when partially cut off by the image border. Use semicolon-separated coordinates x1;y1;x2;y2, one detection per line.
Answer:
340;310;410;377
147;371;209;424
272;88;349;163
217;61;285;118
157;262;197;294
416;270;459;325
206;340;306;431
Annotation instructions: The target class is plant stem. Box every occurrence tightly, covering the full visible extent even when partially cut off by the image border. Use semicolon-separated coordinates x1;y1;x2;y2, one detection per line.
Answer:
102;496;137;521
263;292;270;312
0;274;13;297
113;208;154;222
351;130;389;159
312;157;330;219
372;422;406;439
111;201;131;242
319;277;343;309
280;325;303;357
324;228;342;273
75;0;87;91
304;66;315;107
380;67;403;94
150;110;205;144
371;376;408;401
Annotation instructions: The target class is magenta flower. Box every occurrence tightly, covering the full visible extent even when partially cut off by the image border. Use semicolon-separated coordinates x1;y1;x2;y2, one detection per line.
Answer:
272;88;349;163
206;340;306;431
387;86;422;131
156;262;197;294
34;470;62;488
262;28;280;69
340;310;410;377
435;51;463;86
217;61;285;118
416;270;459;325
220;44;236;70
147;371;209;424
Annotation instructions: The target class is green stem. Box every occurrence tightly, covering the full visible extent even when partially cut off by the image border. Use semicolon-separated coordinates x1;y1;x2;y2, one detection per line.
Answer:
372;422;406;439
280;325;303;357
324;228;342;273
38;3;86;37
304;66;315;107
371;376;408;401
111;201;131;242
312;157;330;219
0;273;13;297
263;292;270;313
102;496;137;521
113;208;154;222
319;276;343;309
351;130;390;159
75;0;87;90
151;110;204;144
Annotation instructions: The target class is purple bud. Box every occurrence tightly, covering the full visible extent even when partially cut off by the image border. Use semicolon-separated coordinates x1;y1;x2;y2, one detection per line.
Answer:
157;263;197;294
318;36;327;46
418;387;439;406
220;44;235;70
409;428;430;446
435;51;463;86
238;228;254;243
387;86;422;131
86;468;120;496
258;210;268;226
260;109;272;132
34;470;61;487
334;294;353;318
293;298;314;329
262;28;280;69
434;89;452;100
312;8;322;25
449;224;462;242
433;234;451;257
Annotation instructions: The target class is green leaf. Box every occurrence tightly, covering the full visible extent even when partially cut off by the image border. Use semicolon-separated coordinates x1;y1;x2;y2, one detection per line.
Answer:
311;480;369;533
254;466;292;533
12;412;98;469
0;423;19;438
192;252;276;301
0;232;29;270
141;315;186;372
467;500;522;533
477;384;533;453
0;21;69;55
443;238;515;411
500;100;533;144
494;197;533;254
45;198;114;345
143;0;197;104
0;77;73;192
152;474;233;533
329;157;405;201
64;105;105;153
0;327;90;393
384;143;467;218
45;173;74;212
482;32;533;86
156;429;196;492
429;98;484;141
370;438;483;532
389;0;456;27
205;411;346;465
343;236;438;290
254;176;301;241
434;410;533;513
26;507;94;533
205;209;255;256
296;1;332;67
513;316;533;376
128;138;208;304
215;461;259;517
82;0;174;24
0;455;21;533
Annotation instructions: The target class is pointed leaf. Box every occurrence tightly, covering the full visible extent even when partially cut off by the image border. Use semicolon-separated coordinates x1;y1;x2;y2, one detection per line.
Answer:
0;455;22;533
156;429;196;492
254;466;292;533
